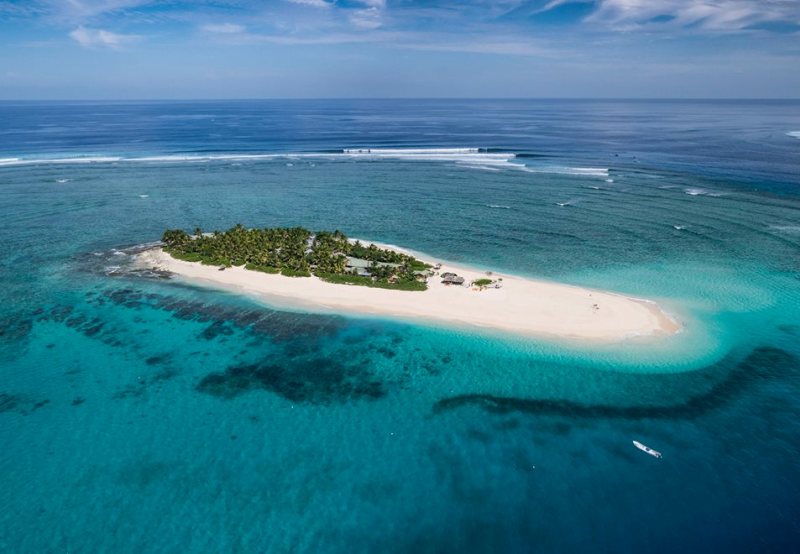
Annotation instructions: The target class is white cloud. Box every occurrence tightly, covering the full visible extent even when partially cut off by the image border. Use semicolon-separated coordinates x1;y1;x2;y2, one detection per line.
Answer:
543;0;800;32
46;0;153;23
347;0;388;30
201;23;246;34
69;26;137;48
349;7;383;29
286;0;331;7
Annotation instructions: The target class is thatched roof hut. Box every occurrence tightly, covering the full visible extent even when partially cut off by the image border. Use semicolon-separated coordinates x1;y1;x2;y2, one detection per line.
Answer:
441;274;465;285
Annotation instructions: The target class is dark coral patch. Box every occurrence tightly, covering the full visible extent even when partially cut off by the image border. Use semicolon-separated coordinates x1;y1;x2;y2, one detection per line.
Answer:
31;399;50;411
65;315;88;328
82;321;105;337
197;357;386;403
377;346;396;359
433;347;797;420
0;393;19;413
151;367;178;383
200;321;234;340
104;288;148;309
38;305;109;341
0;394;54;415
145;353;171;366
0;314;33;344
96;288;346;343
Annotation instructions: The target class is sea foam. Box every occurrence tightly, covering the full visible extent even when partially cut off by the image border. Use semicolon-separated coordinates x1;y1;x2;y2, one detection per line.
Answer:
0;148;518;169
522;166;610;177
0;148;617;178
684;188;724;197
768;224;800;234
341;148;518;169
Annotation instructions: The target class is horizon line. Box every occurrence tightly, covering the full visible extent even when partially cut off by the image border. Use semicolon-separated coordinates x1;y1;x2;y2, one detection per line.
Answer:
1;97;800;103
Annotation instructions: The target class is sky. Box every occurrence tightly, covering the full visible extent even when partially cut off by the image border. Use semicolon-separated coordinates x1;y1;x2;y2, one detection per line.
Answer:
0;0;799;99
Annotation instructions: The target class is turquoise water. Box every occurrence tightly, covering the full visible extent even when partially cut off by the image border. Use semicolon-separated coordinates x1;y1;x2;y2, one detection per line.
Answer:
1;100;799;552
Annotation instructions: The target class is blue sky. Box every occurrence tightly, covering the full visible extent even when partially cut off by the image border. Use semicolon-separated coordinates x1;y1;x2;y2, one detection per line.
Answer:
1;0;799;99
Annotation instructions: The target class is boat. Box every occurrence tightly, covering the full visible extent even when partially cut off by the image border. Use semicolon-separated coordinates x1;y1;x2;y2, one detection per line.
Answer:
633;440;662;458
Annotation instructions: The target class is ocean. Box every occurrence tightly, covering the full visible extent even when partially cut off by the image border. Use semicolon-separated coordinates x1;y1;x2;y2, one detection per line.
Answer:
0;99;798;553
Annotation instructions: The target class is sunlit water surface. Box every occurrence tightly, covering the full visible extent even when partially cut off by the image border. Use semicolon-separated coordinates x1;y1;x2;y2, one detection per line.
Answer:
1;100;799;553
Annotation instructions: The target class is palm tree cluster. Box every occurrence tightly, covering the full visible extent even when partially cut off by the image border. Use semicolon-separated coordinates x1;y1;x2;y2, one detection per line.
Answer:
161;225;430;290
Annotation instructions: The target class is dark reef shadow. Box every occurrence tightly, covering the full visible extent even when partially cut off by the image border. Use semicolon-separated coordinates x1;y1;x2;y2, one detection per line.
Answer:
432;347;798;420
197;357;386;404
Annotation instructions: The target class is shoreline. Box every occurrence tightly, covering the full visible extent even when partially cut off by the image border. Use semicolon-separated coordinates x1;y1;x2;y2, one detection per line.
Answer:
135;246;681;343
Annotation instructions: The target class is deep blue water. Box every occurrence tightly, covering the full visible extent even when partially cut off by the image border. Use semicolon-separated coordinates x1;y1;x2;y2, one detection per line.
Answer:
1;100;799;553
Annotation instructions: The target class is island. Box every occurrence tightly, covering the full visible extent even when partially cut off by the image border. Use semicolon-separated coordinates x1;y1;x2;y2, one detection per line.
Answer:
136;225;681;342
161;225;431;290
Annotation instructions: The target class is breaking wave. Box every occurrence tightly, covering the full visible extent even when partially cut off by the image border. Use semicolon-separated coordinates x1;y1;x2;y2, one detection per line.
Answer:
456;163;502;172
342;148;520;169
768;225;800;234
522;166;610;177
0;148;618;179
82;242;169;279
684;188;725;197
0;148;519;169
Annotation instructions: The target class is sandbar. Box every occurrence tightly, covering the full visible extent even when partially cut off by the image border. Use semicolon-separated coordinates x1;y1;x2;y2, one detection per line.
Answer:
135;246;680;342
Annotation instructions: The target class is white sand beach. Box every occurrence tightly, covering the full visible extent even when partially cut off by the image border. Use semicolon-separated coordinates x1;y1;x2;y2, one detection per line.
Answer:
136;246;680;342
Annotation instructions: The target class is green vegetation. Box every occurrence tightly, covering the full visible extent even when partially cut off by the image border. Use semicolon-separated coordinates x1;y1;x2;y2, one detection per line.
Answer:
473;278;494;287
244;263;279;274
161;225;431;291
281;268;312;278
317;273;427;291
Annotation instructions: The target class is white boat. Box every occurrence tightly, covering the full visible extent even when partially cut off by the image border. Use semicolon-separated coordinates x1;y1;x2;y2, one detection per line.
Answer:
633;440;662;458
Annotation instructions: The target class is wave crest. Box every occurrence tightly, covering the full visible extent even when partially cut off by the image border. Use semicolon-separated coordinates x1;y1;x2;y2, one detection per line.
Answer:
0;148;616;179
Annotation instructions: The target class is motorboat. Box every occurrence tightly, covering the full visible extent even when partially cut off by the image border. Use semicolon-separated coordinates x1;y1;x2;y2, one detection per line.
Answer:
633;440;662;458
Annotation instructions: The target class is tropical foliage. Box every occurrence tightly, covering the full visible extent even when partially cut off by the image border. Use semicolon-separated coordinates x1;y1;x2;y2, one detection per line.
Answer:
161;225;430;291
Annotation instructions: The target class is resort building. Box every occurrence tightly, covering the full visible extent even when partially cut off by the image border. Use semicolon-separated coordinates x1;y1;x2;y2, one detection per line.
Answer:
345;257;373;277
345;256;407;278
441;273;465;286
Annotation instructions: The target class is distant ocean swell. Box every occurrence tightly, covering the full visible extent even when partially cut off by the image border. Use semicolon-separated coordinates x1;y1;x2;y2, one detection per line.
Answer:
0;148;610;178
